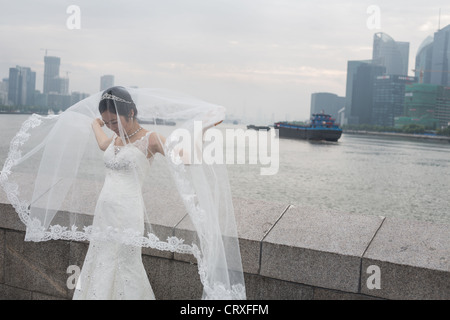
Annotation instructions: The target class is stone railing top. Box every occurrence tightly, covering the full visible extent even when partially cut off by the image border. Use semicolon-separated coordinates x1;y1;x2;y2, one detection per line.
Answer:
1;188;449;299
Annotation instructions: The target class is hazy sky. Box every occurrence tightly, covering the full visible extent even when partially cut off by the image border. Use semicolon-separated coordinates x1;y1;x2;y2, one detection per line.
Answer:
1;0;450;123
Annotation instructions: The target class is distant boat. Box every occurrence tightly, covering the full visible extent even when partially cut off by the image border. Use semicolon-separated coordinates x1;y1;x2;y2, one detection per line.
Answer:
274;113;342;142
137;118;176;126
247;124;270;130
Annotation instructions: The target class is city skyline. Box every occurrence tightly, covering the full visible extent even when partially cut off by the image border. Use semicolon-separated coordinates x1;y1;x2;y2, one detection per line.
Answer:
1;1;450;123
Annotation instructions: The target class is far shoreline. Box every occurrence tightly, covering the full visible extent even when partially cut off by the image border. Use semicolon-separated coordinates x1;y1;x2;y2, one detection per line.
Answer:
2;112;450;143
343;129;450;143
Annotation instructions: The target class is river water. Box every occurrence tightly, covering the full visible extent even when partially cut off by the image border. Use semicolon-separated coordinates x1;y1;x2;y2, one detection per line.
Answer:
1;114;449;224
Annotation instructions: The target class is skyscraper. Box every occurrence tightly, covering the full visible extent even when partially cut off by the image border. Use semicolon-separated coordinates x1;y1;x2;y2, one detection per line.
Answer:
344;60;372;125
0;79;8;105
43;56;61;94
310;92;345;121
415;24;450;87
100;75;114;91
430;25;450;87
8;66;36;106
436;86;450;127
58;77;70;95
372;32;409;76
415;36;434;84
396;83;440;129
372;75;417;127
350;63;385;125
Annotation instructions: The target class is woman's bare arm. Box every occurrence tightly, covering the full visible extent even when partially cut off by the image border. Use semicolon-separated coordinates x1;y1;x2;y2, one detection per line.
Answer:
147;120;222;161
92;119;113;151
147;132;166;157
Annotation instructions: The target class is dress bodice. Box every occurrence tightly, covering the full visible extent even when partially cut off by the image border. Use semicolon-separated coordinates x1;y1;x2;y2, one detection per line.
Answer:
103;132;152;184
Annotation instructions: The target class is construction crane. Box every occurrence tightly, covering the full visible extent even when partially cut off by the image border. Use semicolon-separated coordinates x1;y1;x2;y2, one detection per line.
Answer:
412;68;450;84
40;48;63;57
40;48;50;56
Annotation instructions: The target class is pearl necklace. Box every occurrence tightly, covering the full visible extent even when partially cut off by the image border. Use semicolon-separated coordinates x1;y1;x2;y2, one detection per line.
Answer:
126;126;143;139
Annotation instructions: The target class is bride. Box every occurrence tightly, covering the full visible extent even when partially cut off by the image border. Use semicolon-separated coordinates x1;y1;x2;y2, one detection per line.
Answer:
1;86;246;300
73;87;166;299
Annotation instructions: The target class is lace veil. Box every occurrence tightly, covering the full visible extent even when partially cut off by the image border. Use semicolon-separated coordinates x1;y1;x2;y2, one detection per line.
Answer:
0;86;246;300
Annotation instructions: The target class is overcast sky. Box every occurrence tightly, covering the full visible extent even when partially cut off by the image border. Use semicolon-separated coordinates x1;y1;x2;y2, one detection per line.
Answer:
1;0;450;123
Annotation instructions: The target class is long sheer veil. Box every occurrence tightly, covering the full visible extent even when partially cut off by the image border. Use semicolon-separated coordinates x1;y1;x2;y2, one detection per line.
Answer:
0;86;246;300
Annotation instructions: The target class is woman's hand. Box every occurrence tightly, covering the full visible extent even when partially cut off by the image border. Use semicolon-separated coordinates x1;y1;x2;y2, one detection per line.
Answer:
202;120;223;135
91;118;112;151
92;118;104;128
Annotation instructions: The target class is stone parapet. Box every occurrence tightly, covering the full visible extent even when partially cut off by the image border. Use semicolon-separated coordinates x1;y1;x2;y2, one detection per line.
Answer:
0;196;449;300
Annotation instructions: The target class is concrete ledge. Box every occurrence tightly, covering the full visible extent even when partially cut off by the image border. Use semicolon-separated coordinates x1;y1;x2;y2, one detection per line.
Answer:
0;196;449;300
260;205;385;293
233;197;289;274
361;217;450;299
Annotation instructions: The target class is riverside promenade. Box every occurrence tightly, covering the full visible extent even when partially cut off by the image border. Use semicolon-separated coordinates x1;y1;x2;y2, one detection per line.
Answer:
0;194;449;300
343;130;450;143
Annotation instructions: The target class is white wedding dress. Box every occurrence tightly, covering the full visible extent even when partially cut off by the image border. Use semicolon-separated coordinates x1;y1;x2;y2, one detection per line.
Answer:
73;132;155;300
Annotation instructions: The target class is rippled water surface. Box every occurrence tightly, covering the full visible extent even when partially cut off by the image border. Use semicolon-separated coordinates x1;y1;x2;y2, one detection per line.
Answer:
1;115;449;224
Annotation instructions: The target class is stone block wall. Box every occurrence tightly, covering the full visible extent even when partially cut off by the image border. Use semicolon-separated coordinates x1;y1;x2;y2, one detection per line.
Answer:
0;197;449;300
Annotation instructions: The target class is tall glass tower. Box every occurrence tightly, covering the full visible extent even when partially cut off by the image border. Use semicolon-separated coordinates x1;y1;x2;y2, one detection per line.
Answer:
344;60;372;125
43;56;61;94
100;75;115;91
8;66;36;106
372;32;409;76
372;75;417;127
351;63;386;125
415;24;450;87
415;36;434;84
430;25;450;87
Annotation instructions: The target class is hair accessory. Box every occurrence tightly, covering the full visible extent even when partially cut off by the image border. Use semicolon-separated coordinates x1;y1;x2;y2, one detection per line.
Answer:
101;93;132;104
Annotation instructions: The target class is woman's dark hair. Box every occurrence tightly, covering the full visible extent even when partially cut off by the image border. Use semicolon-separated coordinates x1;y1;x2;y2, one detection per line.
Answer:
99;86;138;119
